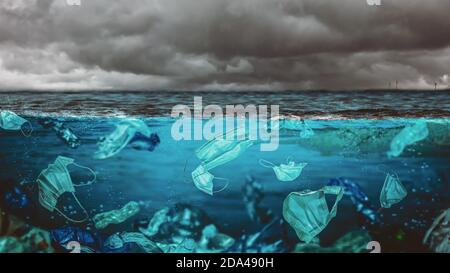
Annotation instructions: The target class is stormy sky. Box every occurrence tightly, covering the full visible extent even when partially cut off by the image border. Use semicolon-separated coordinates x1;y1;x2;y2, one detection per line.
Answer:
0;0;449;91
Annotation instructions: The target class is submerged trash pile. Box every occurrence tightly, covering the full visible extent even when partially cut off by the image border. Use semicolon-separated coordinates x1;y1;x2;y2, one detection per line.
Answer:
1;114;449;253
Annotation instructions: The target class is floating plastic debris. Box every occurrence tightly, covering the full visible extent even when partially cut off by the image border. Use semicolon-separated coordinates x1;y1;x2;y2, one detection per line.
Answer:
283;186;344;243
192;127;254;194
423;208;450;253
129;132;160;151
327;177;379;224
281;119;314;138
38;119;80;148
94;119;158;159
138;208;170;237
102;232;162;253
36;156;96;222
4;186;29;209
380;173;407;208
0;110;32;136
387;120;429;158
259;158;307;182
93;201;140;229
51;227;100;253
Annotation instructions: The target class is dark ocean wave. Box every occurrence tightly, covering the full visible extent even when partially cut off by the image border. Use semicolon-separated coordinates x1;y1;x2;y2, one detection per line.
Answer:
1;90;449;119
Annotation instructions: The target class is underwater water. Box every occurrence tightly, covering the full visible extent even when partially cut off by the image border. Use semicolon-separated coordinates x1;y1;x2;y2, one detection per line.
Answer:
0;91;449;253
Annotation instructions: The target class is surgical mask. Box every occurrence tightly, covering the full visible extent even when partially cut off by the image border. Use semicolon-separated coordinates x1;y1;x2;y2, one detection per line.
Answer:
387;120;429;158
283;185;344;243
0;110;33;136
94;119;153;159
196;127;254;171
259;158;307;182
37;156;96;222
380;173;407;208
191;165;228;196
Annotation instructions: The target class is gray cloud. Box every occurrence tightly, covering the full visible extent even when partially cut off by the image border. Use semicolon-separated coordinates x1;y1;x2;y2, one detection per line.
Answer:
0;0;449;90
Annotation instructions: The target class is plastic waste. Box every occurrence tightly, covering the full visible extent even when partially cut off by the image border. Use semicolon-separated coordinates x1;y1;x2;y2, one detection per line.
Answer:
387;120;429;158
94;119;158;159
327;177;379;224
423;208;450;253
294;230;372;253
137;203;213;244
50;227;101;253
0;223;53;253
380;173;407;208
0;110;32;136
283;186;344;243
36;156;96;222
137;208;169;237
281;119;314;138
259;158;307;182
192;127;253;194
191;165;228;195
157;238;197;253
102;232;162;253
241;175;273;224
38;119;80;148
4;186;29;209
129;132;160;151
93;201;140;229
198;224;235;252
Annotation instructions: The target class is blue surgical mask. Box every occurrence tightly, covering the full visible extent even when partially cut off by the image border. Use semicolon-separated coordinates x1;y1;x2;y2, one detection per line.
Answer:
283;186;344;243
380;173;407;208
259;158;307;182
196;127;254;170
36;156;96;222
0;110;32;136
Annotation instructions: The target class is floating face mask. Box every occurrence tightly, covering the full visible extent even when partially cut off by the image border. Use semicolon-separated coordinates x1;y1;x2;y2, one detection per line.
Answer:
283;186;344;243
94;119;153;159
93;201;140;229
0;110;32;136
387;120;429;158
380;173;407;208
196;127;254;171
259;158;307;182
37;156;96;222
191;165;228;196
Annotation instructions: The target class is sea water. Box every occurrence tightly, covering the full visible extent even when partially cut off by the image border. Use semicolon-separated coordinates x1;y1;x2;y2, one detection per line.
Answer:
0;91;449;253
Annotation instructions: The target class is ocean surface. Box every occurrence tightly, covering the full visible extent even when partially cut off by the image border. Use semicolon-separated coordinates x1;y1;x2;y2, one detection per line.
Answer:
0;90;449;253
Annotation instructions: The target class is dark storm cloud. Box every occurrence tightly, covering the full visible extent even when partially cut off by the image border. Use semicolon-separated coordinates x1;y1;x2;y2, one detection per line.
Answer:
0;0;449;90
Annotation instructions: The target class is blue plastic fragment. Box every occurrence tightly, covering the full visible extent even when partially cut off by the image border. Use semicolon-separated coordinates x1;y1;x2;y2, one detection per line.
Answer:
5;187;29;209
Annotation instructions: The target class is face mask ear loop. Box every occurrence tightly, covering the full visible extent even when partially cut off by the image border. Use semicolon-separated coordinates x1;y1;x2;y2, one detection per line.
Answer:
20;121;33;137
53;194;89;223
183;159;195;184
259;159;275;169
70;163;97;187
213;177;229;194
